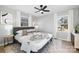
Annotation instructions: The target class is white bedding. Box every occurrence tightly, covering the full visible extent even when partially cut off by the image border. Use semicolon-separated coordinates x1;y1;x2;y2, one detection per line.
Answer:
15;32;52;53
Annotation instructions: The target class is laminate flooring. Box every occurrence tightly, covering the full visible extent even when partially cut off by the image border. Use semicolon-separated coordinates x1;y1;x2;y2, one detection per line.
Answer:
0;39;79;53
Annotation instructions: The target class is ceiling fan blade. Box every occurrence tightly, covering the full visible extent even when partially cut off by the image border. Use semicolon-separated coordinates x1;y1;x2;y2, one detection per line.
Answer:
2;13;8;16
42;6;47;10
43;10;50;12
35;11;40;13
34;7;41;10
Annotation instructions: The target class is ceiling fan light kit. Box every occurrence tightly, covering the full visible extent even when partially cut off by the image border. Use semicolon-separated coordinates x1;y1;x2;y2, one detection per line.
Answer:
34;5;50;14
40;10;44;14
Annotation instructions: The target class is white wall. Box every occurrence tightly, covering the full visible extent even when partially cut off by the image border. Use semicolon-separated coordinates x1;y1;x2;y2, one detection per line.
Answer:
68;8;79;33
0;6;22;27
68;9;74;32
73;8;79;28
34;14;54;35
14;11;21;27
53;14;58;38
28;15;33;27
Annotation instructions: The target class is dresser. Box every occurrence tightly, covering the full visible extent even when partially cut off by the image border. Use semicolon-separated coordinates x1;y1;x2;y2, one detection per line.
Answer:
71;33;79;49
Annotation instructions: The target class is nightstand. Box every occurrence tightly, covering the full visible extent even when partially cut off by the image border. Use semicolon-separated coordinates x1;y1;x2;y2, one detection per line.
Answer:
0;35;13;46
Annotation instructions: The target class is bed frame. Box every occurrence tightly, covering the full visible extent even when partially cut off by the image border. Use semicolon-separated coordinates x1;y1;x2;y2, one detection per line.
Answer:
13;27;35;35
13;27;35;43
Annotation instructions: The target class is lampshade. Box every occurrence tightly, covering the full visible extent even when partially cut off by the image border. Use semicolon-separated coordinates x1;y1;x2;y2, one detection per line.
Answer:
35;25;39;29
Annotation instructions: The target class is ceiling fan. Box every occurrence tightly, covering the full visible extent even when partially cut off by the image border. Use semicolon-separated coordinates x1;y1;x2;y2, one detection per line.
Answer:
34;5;50;14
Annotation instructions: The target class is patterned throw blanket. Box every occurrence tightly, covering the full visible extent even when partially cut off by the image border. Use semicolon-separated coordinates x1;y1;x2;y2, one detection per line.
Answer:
30;33;47;41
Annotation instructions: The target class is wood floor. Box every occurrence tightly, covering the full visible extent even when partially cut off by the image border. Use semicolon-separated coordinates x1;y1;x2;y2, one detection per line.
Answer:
0;39;79;53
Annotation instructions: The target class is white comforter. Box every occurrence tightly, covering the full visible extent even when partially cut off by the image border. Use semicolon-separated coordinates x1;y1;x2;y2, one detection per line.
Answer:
15;32;52;53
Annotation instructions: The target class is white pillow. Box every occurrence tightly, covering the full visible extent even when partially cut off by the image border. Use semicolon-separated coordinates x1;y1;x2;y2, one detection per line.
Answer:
33;32;42;35
16;30;23;34
27;29;35;32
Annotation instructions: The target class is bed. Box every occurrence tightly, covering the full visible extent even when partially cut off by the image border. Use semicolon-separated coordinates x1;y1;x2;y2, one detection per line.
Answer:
15;31;53;53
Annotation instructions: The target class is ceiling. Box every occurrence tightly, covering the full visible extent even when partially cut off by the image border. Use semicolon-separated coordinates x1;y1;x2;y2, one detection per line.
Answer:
2;5;79;17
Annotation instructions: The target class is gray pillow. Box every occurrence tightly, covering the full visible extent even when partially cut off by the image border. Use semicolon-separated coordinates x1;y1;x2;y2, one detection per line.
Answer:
22;30;28;36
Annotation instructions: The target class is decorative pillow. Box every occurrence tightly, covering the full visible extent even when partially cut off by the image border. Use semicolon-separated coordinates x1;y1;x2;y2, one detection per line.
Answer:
22;30;28;36
33;32;42;35
16;30;23;35
27;29;35;33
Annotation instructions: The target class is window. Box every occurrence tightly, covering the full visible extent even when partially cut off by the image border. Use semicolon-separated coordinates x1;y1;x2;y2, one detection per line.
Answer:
21;17;28;27
21;12;28;27
58;15;68;31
